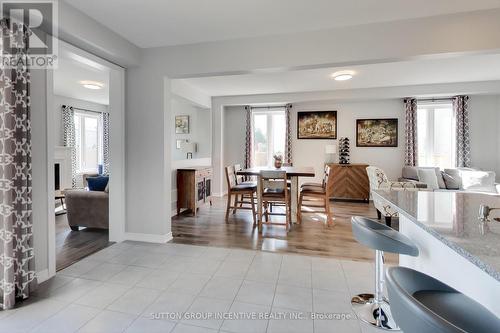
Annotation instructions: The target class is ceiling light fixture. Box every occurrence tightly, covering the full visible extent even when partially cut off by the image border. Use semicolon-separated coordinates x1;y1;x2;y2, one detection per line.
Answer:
331;71;354;81
79;80;104;90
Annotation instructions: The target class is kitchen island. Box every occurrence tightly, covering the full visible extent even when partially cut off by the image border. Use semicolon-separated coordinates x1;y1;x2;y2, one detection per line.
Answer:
373;189;500;316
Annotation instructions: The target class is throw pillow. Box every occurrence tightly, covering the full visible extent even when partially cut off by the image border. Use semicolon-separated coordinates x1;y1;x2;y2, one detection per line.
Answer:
418;169;440;190
460;171;496;193
441;171;460;190
87;176;109;191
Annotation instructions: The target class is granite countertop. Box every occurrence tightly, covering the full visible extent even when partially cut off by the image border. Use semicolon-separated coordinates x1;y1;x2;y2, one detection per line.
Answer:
373;190;500;282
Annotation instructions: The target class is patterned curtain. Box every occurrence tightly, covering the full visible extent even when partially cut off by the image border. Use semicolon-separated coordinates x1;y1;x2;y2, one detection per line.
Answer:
284;103;293;164
0;18;37;310
404;98;418;166
453;95;471;168
100;112;110;175
62;105;77;187
244;106;252;169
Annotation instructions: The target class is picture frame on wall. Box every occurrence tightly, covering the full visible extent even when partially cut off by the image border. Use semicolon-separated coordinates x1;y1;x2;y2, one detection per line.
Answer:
175;115;190;134
297;110;337;139
356;118;398;147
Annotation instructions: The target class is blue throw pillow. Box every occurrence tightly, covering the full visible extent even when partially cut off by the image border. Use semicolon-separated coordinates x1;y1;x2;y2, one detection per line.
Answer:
87;176;109;191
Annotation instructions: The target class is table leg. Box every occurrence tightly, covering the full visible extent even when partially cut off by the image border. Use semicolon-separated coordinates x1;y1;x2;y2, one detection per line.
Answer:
257;178;262;230
291;177;298;224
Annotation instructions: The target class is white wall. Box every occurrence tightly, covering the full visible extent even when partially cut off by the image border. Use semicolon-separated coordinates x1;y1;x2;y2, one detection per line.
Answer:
222;100;405;192
469;95;500;180
53;95;108;146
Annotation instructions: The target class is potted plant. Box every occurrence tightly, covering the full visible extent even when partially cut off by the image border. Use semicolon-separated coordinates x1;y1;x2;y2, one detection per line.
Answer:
273;154;283;168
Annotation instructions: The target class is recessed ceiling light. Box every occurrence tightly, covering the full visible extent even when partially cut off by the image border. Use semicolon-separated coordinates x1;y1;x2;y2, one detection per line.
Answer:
79;80;104;90
331;71;355;81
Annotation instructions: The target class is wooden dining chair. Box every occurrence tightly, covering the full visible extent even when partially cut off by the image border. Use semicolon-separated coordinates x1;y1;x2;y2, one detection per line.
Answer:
259;170;291;231
233;163;257;211
298;165;334;226
301;164;329;189
225;166;257;226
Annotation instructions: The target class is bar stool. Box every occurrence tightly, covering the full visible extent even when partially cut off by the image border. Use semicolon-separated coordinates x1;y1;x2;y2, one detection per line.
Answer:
386;266;500;333
350;216;419;330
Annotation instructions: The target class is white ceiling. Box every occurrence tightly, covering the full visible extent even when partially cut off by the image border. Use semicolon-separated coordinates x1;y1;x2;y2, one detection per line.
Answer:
180;54;500;97
54;56;110;105
64;0;500;48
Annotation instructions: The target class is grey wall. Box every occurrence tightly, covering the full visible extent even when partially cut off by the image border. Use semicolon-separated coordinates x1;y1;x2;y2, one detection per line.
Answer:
171;98;211;160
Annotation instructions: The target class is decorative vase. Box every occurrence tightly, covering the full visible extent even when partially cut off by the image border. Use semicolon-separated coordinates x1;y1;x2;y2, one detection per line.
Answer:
274;159;283;168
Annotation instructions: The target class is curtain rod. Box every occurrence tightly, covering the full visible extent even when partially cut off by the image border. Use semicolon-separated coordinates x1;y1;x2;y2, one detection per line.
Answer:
64;105;105;114
250;105;288;110
417;98;453;102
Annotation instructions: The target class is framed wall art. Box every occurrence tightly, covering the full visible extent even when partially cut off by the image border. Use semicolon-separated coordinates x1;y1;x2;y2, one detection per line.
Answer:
175;115;190;134
297;111;337;139
356;118;398;147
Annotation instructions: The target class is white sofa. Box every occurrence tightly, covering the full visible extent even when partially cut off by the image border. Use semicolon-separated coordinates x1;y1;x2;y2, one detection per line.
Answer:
400;166;500;194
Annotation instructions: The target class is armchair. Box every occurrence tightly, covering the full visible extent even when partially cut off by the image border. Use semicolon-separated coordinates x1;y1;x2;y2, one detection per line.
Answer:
366;166;424;227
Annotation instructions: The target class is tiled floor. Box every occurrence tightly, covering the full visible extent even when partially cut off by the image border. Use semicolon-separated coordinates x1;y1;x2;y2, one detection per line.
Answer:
0;242;382;333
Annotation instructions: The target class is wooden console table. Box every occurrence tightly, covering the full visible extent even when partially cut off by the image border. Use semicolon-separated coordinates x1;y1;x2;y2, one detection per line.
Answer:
327;163;369;201
177;166;213;216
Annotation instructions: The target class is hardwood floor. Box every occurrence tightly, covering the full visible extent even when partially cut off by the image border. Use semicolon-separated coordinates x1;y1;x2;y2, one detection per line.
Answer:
172;197;398;263
55;212;112;271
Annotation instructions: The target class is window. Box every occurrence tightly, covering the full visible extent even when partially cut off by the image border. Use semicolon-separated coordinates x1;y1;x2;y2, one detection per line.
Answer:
417;102;455;169
74;111;102;173
252;108;286;167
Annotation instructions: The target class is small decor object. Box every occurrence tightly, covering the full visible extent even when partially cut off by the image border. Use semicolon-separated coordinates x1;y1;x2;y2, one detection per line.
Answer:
175;115;190;134
356;119;398;147
181;141;197;159
338;137;350;164
325;145;337;163
273;154;283;169
297;111;337;139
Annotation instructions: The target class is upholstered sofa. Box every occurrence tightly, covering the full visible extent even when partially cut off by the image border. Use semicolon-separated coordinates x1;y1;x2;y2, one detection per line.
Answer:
400;166;500;194
65;189;109;230
366;166;424;227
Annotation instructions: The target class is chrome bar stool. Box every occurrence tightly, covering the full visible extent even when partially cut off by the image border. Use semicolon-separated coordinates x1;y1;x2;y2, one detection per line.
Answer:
350;216;419;331
386;266;500;333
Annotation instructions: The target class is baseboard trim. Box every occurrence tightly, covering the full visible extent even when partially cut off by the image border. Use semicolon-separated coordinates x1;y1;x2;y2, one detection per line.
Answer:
124;232;173;243
37;269;50;283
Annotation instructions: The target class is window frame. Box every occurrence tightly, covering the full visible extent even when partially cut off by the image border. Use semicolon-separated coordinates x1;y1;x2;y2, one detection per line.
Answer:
417;101;456;169
251;107;286;167
74;110;103;174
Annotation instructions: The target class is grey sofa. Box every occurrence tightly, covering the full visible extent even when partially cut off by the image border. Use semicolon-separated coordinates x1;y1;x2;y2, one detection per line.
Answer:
64;173;109;231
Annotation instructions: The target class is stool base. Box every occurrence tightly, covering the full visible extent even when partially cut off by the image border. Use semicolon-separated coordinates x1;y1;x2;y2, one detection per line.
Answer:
351;294;400;331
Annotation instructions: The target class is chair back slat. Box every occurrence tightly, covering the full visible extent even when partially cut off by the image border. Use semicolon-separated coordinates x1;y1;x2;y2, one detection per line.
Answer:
225;165;236;189
322;165;331;188
234;164;245;184
260;170;287;192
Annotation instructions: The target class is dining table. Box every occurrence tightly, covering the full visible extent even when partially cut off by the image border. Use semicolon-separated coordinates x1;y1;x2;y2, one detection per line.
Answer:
237;166;316;225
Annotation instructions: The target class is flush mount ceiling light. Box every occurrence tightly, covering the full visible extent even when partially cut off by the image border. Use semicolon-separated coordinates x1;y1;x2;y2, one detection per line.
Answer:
331;71;354;81
79;80;104;90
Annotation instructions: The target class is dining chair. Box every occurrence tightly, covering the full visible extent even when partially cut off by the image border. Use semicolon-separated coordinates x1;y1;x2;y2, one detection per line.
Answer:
259;170;291;231
225;166;257;226
298;165;334;226
301;164;329;189
233;163;257;213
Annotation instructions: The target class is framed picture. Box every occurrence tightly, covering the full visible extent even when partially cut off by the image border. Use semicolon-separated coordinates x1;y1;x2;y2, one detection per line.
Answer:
297;111;337;139
356;118;398;147
175;115;189;134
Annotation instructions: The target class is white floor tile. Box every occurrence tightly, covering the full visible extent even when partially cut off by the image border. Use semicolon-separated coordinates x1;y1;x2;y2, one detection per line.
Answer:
197;247;230;261
0;298;67;333
312;289;353;314
142;291;196;320
185;259;222;275
278;267;312;288
225;249;256;264
29;304;99;333
235;280;276;307
273;285;313;312
171;323;218;333
220;301;270;333
312;269;349;292
181;297;232;329
168;273;211;295
80;263;127;281
74;282;130;309
77;310;137;333
267;307;313;333
59;259;102;277
199;277;242;300
107;287;160;315
124;317;176;333
48;278;102;303
215;261;250;279
135;269;180;290
108;266;152;286
314;317;361;333
244;266;280;283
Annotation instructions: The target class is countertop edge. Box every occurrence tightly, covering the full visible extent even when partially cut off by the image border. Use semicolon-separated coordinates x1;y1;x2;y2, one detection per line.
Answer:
373;190;500;282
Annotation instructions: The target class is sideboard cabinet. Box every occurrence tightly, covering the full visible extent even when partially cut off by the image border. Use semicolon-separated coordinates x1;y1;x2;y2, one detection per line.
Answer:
177;167;213;216
327;163;370;201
